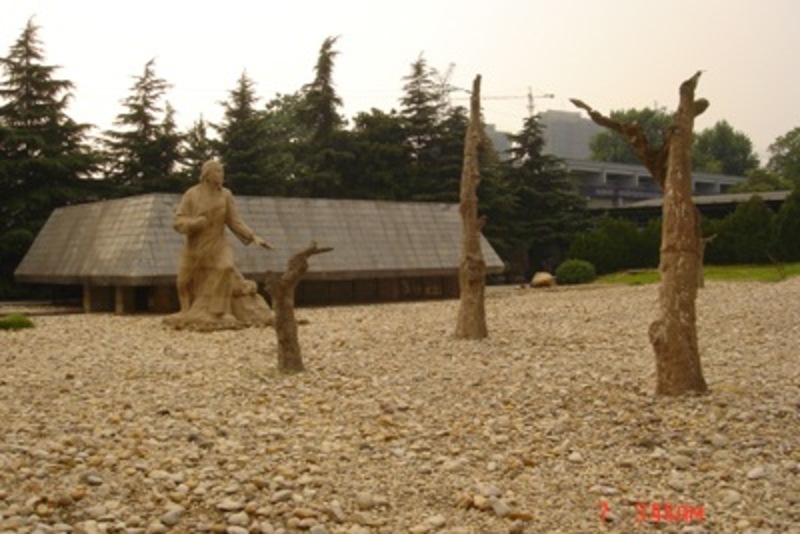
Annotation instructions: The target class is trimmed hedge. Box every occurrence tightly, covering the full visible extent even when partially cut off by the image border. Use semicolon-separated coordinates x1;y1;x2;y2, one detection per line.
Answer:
567;215;660;274
556;259;597;285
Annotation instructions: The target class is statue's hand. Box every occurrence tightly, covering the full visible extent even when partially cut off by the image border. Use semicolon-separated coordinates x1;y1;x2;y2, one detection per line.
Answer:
253;235;272;250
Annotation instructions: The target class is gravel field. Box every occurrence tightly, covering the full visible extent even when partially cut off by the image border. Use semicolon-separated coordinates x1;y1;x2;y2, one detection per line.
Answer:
1;280;798;534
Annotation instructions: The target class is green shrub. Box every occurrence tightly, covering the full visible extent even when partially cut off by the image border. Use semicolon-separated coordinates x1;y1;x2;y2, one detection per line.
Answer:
567;215;660;274
705;195;775;264
774;188;800;262
0;313;35;330
556;259;597;285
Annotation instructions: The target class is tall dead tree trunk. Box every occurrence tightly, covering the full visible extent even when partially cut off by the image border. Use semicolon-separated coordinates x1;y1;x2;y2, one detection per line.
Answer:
571;71;709;396
650;73;709;395
264;242;333;373
455;74;488;340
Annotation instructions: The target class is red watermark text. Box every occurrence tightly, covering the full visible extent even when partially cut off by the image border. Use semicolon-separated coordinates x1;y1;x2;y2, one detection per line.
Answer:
600;501;705;524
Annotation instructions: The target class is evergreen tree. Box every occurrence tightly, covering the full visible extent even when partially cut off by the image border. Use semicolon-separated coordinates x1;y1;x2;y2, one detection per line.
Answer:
262;91;310;196
400;55;444;198
477;148;518;272
413;105;467;202
0;19;98;231
102;58;181;194
180;115;217;185
292;36;350;198
399;55;467;201
400;54;444;159
298;36;345;145
153;102;185;192
505;114;588;276
0;19;98;297
215;72;277;195
339;108;411;200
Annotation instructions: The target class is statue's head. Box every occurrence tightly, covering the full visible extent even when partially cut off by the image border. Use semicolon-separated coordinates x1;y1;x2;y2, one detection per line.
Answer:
200;160;224;190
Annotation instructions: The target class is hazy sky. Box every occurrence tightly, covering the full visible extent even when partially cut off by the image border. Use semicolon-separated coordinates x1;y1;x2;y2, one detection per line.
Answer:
2;0;798;160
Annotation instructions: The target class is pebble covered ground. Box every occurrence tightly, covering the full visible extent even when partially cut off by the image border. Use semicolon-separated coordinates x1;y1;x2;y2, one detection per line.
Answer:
1;279;798;534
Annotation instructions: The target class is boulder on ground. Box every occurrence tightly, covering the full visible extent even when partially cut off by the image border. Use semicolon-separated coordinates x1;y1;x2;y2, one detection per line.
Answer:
531;272;556;288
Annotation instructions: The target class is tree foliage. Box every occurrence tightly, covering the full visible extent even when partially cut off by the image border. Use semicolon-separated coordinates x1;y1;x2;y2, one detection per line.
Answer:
102;59;182;193
399;54;463;201
298;36;345;144
291;36;351;198
339;108;411;200
767;127;800;187
589;107;671;164
179;116;217;186
730;168;793;193
214;72;278;195
773;187;800;262
504;114;589;275
704;195;775;264
0;19;98;231
568;215;659;274
0;19;98;298
400;54;445;158
693;120;759;176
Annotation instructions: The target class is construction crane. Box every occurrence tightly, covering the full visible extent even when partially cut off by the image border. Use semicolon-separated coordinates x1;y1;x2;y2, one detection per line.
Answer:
450;85;554;117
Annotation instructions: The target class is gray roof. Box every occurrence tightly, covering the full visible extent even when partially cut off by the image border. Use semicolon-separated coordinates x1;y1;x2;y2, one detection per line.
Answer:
619;190;792;209
15;193;505;286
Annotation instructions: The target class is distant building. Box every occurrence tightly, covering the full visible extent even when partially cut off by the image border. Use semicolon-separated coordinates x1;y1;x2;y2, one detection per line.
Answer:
15;194;505;313
540;110;603;160
563;158;746;208
514;109;749;207
607;190;793;224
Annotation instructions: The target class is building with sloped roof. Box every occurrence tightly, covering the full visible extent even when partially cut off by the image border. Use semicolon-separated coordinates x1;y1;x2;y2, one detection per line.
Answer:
604;190;793;224
15;194;505;313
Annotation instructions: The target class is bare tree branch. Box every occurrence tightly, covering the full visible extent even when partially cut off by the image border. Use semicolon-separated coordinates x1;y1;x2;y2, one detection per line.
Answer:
265;241;333;373
570;97;669;188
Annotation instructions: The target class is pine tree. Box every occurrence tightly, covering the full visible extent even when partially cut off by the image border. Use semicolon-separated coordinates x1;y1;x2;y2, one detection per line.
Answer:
102;58;181;194
399;55;469;202
0;19;98;232
299;36;345;145
180;116;217;185
400;54;444;158
0;19;98;297
339;108;411;200
292;36;350;198
153;102;185;192
505;114;588;276
215;72;278;195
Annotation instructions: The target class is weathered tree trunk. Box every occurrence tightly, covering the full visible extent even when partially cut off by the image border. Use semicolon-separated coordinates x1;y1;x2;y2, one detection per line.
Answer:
649;73;708;395
571;72;709;396
264;242;333;373
455;74;488;340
